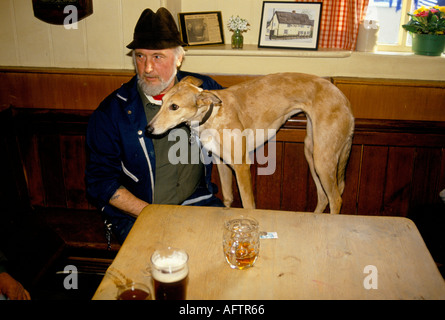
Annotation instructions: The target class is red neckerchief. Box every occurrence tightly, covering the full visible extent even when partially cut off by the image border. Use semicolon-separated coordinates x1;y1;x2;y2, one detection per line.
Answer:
152;94;164;101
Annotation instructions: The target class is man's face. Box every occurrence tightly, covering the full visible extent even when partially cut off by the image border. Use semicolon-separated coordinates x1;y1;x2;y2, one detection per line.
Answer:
134;48;181;96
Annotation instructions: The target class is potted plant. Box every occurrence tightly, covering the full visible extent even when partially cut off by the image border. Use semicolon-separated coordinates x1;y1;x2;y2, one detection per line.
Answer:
402;5;445;56
227;15;250;49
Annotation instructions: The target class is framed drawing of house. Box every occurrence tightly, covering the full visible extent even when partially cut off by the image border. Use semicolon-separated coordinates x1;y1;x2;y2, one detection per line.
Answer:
258;1;322;50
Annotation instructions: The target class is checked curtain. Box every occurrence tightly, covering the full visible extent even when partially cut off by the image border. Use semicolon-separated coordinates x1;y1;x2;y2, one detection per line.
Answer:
298;0;370;50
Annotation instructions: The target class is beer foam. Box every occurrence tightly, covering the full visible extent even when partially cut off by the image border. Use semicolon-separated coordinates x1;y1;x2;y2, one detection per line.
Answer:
151;250;188;283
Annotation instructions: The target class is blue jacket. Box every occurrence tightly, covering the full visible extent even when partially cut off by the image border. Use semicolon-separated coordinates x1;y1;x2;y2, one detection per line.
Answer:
85;71;223;220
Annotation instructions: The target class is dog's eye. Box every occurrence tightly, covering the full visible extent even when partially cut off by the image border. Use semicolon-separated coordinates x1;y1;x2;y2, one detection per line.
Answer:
169;104;179;111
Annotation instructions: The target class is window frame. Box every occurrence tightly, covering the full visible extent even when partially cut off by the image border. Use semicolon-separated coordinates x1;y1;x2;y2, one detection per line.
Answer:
376;0;414;52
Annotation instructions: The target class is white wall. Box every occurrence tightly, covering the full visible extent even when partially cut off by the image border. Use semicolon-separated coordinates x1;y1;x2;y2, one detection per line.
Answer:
0;0;161;69
0;0;265;69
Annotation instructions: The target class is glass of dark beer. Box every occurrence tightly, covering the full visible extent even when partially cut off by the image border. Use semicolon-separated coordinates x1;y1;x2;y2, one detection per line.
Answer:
117;282;152;300
150;247;189;300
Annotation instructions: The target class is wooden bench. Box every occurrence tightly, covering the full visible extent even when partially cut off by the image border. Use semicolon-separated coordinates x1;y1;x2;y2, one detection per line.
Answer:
0;107;121;288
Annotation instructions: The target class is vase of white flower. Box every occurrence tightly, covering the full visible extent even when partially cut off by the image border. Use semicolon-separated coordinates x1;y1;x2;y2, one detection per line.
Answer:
227;15;249;49
231;29;243;49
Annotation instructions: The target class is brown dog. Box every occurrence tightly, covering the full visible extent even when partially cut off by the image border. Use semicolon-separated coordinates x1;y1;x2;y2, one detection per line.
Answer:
147;73;354;214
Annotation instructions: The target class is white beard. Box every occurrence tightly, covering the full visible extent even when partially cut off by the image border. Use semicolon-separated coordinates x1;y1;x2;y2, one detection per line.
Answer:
137;66;177;97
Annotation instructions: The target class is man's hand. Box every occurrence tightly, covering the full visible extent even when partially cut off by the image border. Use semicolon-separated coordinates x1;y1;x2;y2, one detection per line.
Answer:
0;272;31;300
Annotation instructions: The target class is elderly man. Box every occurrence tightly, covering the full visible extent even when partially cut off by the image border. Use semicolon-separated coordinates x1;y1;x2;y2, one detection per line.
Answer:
86;8;224;244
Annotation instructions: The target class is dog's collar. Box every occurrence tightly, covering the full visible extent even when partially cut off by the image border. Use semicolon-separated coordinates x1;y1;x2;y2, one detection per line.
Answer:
199;103;214;126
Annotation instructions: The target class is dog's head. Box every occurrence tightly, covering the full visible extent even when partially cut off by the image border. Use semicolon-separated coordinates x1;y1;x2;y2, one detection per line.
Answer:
146;76;221;135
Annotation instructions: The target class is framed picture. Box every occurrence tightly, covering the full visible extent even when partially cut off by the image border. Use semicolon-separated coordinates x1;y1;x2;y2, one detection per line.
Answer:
258;1;322;50
178;11;225;46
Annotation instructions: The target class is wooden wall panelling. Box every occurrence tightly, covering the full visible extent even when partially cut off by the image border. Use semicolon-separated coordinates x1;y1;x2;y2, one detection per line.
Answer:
13;109;92;210
210;74;260;88
410;147;444;209
382;147;416;216
354;126;445;217
17;122;46;207
60;135;90;209
0;69;259;110
0;68;133;110
275;123;317;212
1;69;445;122
0;109;31;213
38;133;66;207
441;153;445;196
356;146;389;216
281;143;312;212
212;118;445;217
254;141;284;210
333;77;445;122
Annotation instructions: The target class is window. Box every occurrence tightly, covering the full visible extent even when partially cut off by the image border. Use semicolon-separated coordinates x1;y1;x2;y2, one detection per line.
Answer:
365;0;442;52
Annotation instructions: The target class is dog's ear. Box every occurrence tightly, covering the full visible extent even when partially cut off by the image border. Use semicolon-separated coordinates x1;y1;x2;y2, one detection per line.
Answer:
181;76;204;87
196;91;222;108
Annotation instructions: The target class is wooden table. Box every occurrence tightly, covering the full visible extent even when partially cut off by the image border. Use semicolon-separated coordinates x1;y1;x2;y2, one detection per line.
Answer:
93;205;445;300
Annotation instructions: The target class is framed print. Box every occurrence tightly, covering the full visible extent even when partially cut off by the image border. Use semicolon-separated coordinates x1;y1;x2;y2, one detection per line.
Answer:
258;1;322;50
178;11;225;46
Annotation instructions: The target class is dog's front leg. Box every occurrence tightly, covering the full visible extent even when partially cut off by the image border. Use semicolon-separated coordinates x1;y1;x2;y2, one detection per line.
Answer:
217;163;234;207
232;164;255;209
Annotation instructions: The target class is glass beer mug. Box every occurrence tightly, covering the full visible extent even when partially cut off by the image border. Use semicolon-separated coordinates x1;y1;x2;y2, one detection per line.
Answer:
150;247;189;300
223;217;260;270
117;282;152;300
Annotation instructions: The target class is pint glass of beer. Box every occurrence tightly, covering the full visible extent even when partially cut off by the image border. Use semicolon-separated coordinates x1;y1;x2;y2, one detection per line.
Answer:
223;217;260;270
150;247;189;300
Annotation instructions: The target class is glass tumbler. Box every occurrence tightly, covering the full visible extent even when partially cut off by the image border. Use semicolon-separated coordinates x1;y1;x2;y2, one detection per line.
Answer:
223;217;260;270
